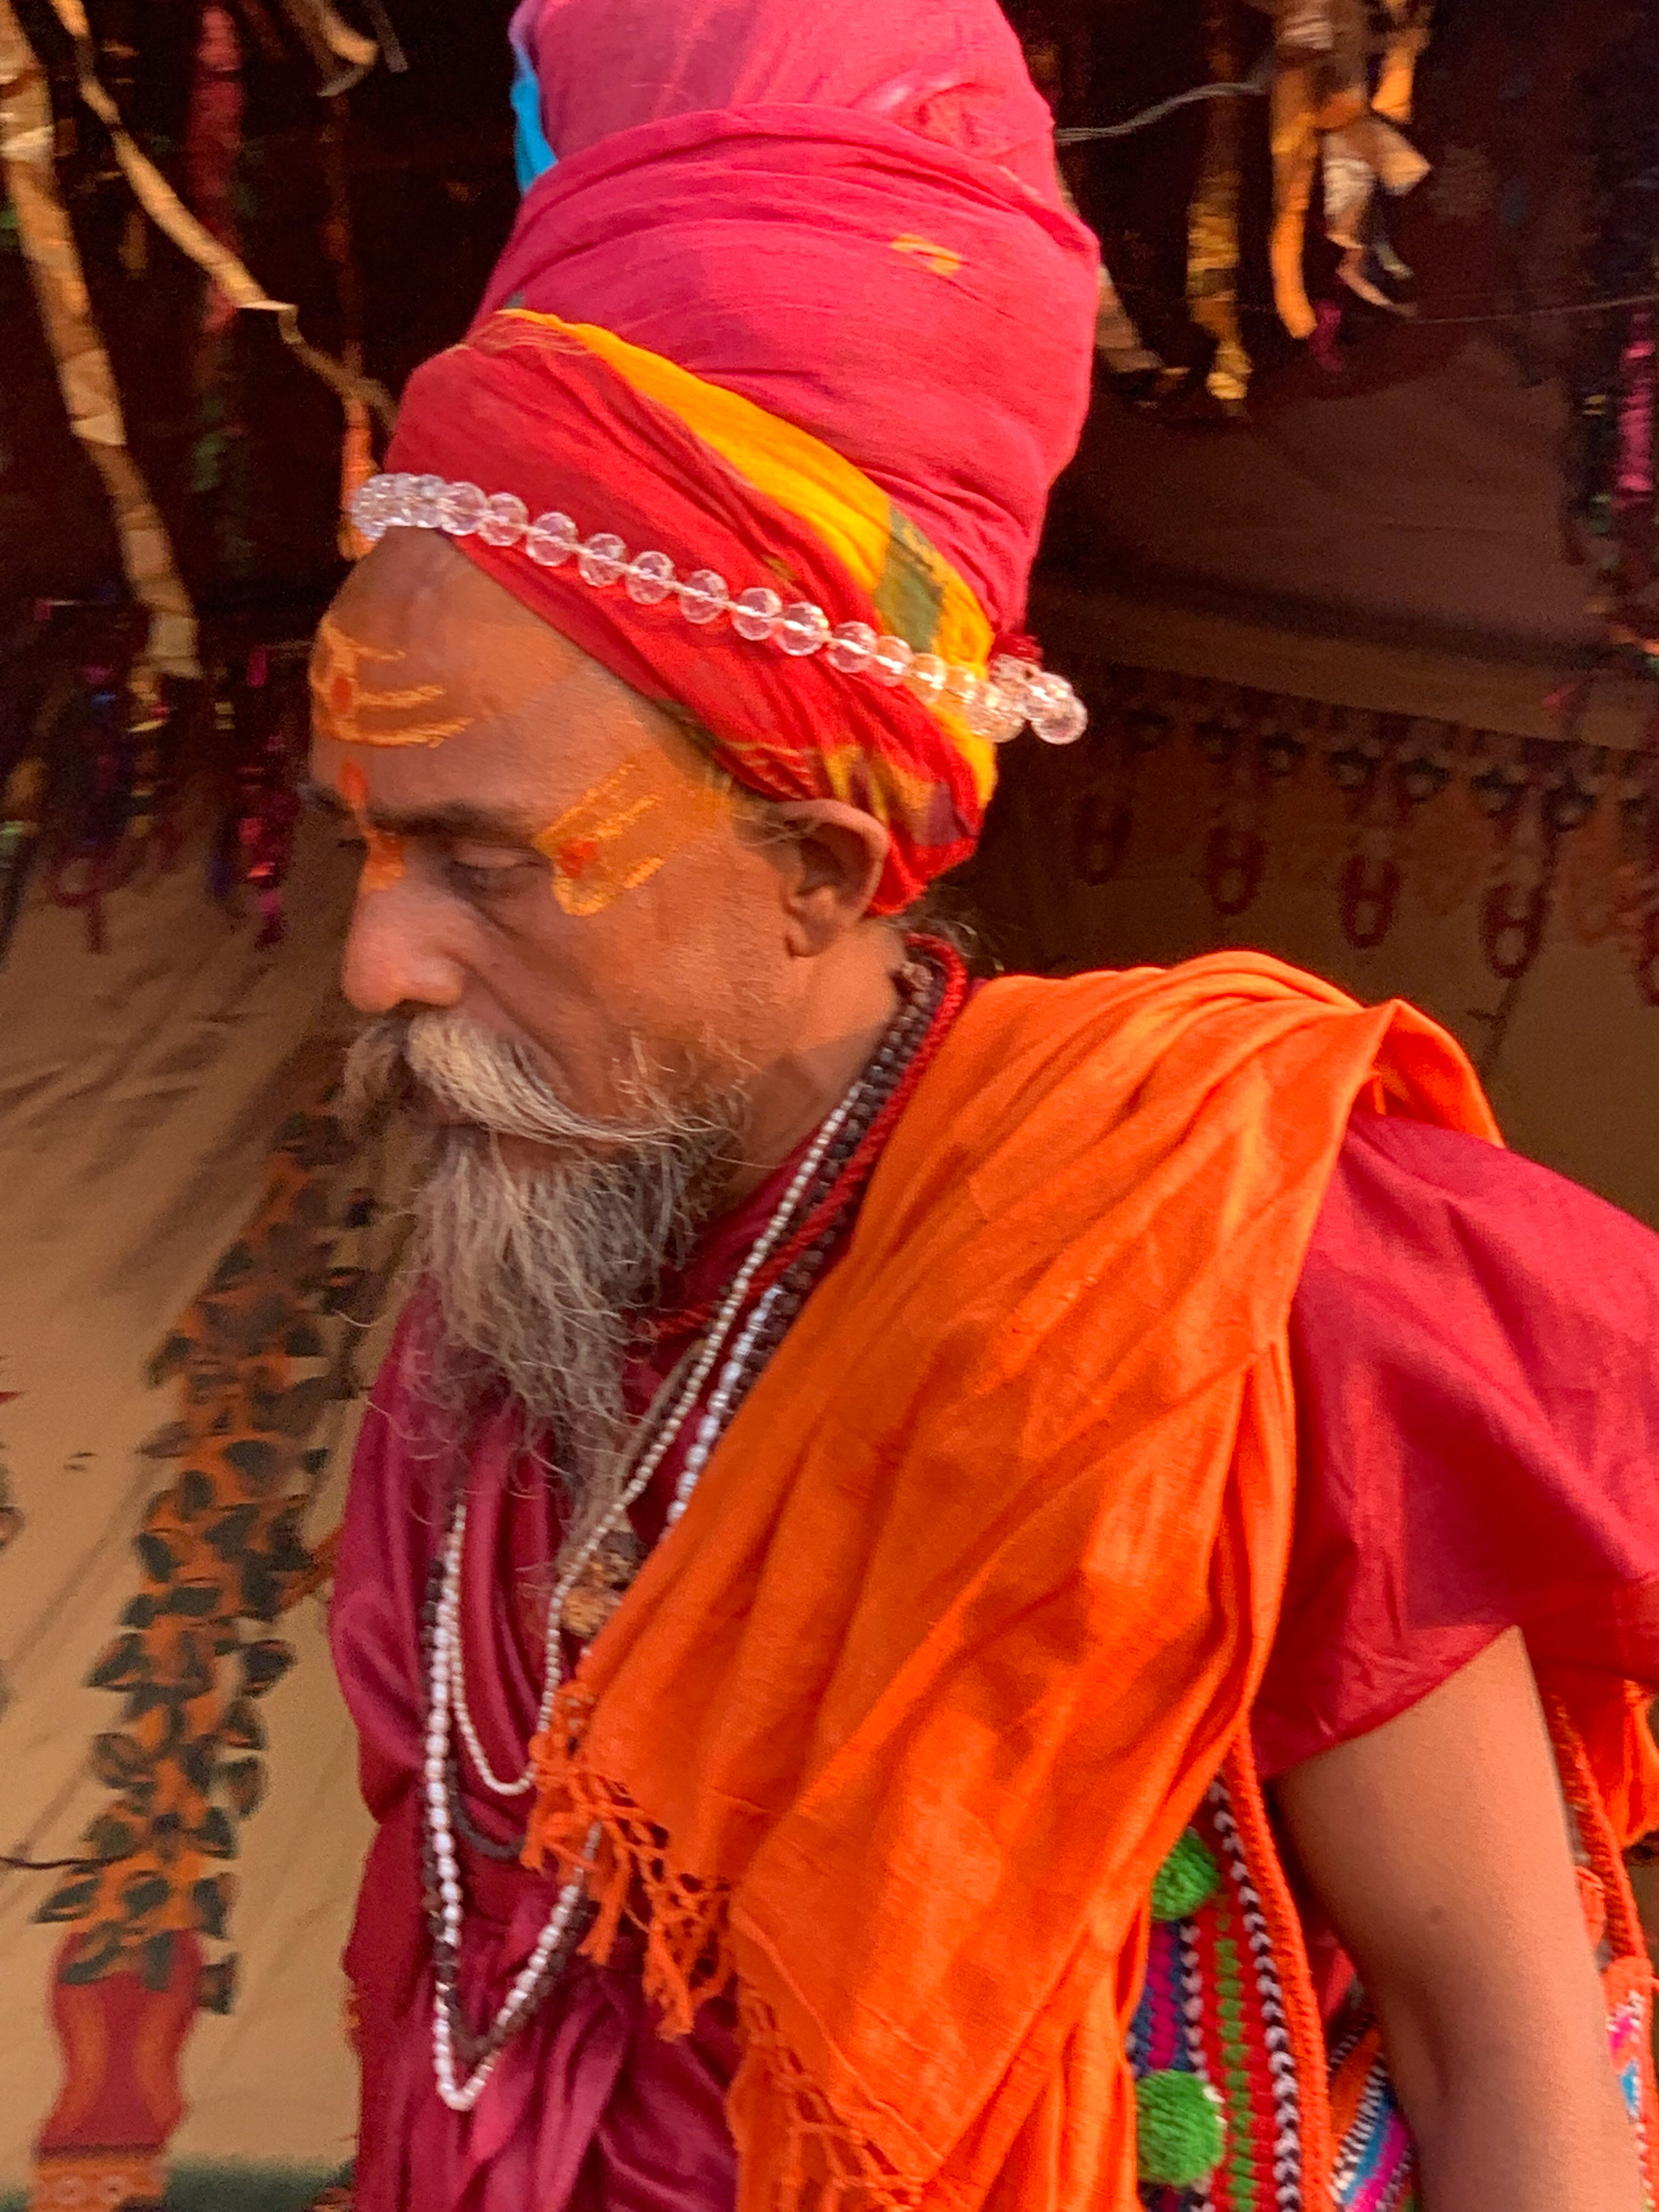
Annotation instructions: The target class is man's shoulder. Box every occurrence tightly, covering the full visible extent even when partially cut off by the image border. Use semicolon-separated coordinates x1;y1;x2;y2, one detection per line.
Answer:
941;952;1375;1090
1324;1112;1659;1297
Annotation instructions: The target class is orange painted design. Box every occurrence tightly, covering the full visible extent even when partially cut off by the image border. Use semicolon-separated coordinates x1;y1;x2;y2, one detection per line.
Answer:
309;613;471;749
889;234;966;278
335;760;407;893
360;829;407;893
555;836;601;879
29;2152;168;2212
532;752;731;917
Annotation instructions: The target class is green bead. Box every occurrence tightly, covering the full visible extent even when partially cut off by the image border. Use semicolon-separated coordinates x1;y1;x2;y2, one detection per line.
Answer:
1150;1829;1220;1922
1135;2070;1227;2187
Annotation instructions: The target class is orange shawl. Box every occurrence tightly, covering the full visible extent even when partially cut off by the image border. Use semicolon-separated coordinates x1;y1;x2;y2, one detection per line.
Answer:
526;953;1500;2210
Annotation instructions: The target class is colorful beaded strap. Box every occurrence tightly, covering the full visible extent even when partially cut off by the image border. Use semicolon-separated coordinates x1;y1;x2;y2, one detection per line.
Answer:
1132;1718;1659;2212
1130;1759;1325;2212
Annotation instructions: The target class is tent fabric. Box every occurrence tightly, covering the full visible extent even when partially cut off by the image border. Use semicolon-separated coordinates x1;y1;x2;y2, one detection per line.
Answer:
0;824;377;2207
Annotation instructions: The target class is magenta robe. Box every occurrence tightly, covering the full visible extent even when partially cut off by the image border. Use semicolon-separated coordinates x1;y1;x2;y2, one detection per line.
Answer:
330;1116;1659;2211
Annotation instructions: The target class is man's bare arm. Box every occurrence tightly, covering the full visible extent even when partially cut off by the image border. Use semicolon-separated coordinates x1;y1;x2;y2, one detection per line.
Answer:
1274;1628;1641;2212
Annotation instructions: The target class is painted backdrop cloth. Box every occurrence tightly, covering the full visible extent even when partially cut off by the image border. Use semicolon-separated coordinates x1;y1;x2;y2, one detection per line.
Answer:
333;956;1511;2210
0;818;374;2203
334;1108;1659;2212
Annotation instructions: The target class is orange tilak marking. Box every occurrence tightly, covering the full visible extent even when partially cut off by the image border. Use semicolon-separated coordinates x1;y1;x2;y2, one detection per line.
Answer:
310;613;472;749
336;759;406;893
555;836;602;880
890;234;965;278
532;753;732;917
360;828;407;893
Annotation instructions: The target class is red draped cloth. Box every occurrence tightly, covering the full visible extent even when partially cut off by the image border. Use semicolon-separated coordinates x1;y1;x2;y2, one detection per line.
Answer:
332;1114;1659;2212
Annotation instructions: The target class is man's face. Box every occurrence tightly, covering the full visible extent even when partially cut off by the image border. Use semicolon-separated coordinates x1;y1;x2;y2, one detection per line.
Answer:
310;530;790;1144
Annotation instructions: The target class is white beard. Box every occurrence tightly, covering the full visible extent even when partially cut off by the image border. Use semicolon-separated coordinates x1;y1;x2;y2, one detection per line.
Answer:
342;1010;748;1564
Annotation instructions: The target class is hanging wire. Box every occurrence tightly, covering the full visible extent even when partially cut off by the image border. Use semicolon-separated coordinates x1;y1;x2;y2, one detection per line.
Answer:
1106;281;1659;332
0;1848;133;1872
1054;54;1273;144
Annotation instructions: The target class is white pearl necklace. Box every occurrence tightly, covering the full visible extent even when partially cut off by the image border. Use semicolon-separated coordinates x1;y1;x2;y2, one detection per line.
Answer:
427;1084;859;2112
442;1086;856;1802
425;1546;599;2111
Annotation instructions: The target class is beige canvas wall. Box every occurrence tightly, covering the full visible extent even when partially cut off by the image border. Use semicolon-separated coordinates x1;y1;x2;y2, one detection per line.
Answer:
964;703;1659;1229
0;820;372;2198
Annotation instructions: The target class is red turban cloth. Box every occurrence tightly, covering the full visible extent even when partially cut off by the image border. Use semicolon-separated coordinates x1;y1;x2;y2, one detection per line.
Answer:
382;0;1098;911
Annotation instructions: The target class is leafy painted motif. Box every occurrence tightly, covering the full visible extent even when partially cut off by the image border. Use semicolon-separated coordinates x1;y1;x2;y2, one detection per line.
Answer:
36;1094;395;2011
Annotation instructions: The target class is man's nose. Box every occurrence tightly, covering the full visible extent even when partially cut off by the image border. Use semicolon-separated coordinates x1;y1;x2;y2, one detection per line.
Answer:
338;876;465;1015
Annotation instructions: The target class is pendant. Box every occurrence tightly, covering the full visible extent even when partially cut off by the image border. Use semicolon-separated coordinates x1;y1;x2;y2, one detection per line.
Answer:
561;1525;647;1641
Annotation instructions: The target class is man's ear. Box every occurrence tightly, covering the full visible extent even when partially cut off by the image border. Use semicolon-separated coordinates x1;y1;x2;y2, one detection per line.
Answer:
762;800;891;953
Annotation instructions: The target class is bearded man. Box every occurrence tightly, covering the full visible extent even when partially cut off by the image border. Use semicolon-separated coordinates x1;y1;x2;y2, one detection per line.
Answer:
315;5;1659;2209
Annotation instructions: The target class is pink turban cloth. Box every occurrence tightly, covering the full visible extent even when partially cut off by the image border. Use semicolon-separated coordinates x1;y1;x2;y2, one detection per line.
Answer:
386;0;1100;900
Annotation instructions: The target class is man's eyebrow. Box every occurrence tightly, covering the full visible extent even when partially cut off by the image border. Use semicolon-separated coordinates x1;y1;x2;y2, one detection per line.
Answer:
301;781;540;845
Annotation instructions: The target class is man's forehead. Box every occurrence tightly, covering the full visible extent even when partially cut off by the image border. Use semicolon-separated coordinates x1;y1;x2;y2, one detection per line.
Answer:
311;532;725;849
315;591;585;716
312;536;628;769
311;606;594;745
312;674;660;836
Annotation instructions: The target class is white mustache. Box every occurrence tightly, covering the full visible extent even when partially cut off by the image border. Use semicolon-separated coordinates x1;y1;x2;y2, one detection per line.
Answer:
343;1011;728;1157
403;1015;640;1147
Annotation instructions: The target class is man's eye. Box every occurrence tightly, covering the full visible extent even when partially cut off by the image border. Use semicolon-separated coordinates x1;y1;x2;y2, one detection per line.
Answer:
446;851;538;898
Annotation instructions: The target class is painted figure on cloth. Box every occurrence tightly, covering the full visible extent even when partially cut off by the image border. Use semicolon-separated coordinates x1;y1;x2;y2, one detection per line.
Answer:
317;4;1659;2209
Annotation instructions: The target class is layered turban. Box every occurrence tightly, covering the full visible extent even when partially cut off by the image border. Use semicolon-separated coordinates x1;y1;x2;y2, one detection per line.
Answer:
383;0;1099;911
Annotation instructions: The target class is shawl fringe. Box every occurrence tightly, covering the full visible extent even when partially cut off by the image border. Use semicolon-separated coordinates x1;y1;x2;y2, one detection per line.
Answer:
731;1984;921;2212
528;1686;733;2037
528;1688;920;2206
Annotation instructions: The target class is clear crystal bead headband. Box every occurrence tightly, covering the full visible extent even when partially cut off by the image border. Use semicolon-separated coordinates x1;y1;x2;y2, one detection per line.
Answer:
351;473;1088;747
